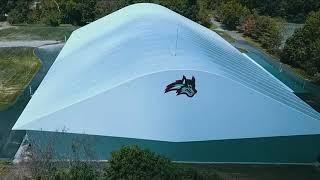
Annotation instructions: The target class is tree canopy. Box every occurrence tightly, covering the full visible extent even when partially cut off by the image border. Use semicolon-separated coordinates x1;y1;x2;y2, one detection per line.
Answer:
281;10;320;83
238;0;320;23
248;15;283;53
217;0;250;29
3;0;210;26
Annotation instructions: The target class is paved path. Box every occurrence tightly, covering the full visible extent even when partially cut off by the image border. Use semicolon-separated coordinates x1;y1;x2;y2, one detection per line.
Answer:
0;40;61;48
0;22;12;30
210;18;245;41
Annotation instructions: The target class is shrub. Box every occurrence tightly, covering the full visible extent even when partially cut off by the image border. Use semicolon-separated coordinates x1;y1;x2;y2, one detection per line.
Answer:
241;14;256;35
197;0;212;28
105;145;178;180
254;16;283;53
241;14;283;54
54;162;97;180
43;13;61;27
40;0;61;27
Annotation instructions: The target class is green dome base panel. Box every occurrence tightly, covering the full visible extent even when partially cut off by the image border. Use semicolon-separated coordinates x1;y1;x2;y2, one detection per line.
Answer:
23;130;320;164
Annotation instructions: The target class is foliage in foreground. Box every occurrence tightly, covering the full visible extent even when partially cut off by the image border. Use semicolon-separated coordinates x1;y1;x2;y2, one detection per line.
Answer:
7;143;223;180
105;145;178;180
53;162;97;180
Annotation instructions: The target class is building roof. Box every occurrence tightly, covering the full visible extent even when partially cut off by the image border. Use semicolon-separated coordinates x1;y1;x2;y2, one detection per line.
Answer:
13;3;320;142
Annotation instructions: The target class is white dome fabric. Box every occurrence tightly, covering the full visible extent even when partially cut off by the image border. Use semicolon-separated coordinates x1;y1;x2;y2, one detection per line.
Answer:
13;3;320;142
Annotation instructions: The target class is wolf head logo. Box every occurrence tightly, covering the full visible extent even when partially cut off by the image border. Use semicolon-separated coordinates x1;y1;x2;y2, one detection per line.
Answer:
165;76;197;97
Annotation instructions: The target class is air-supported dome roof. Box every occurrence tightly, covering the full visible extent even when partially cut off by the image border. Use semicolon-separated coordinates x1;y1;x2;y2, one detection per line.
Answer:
13;3;320;142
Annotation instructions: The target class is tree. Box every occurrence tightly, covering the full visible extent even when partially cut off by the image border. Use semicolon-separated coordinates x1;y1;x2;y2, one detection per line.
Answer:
76;0;97;25
240;12;283;54
281;10;320;82
197;0;212;27
217;0;250;29
105;145;178;180
60;0;97;26
0;0;8;21
7;0;33;24
241;13;256;36
253;16;283;53
40;0;61;26
94;0;117;19
238;0;320;23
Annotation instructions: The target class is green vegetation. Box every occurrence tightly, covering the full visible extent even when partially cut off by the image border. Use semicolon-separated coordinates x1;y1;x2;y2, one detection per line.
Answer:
208;1;284;54
6;0;32;24
216;0;250;29
9;145;223;179
106;145;178;179
0;161;10;177
237;0;320;23
0;47;41;110
281;10;320;83
213;30;236;43
4;144;320;179
242;14;284;54
202;0;320;23
236;46;249;53
0;24;77;41
1;0;211;27
41;162;98;180
209;1;318;83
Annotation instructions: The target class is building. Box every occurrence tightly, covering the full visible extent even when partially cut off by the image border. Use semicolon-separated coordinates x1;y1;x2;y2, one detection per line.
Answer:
13;3;320;163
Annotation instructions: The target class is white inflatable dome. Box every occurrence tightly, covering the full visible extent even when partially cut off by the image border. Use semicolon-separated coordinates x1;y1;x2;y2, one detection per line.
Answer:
13;3;320;143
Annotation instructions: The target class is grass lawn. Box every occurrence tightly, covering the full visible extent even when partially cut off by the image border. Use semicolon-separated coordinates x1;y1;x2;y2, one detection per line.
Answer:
236;46;249;53
213;30;236;43
209;23;218;30
0;160;11;177
0;24;78;41
0;47;41;110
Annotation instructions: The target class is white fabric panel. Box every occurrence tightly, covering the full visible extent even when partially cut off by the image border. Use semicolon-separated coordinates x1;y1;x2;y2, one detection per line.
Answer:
14;71;320;142
13;3;320;141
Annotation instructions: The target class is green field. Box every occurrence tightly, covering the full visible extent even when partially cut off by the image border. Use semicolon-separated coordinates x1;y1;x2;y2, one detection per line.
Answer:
0;24;78;41
0;47;41;110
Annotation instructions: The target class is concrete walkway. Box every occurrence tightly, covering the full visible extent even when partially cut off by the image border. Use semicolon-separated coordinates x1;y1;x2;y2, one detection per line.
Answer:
0;40;61;48
0;22;12;30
